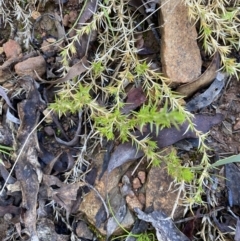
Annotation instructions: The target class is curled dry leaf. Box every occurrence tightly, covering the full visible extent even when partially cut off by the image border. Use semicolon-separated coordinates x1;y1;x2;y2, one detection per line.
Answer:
186;72;227;112
176;52;220;97
54;110;83;146
0;86;16;111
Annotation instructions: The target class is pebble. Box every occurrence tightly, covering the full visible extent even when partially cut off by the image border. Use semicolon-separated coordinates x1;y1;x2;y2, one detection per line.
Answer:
3;39;22;59
137;171;146;184
132;177;142;189
126;194;143;211
15;56;46;78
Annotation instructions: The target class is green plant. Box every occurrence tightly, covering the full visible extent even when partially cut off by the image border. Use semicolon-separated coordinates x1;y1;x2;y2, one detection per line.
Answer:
211;154;240;167
0;145;13;165
185;0;240;76
50;0;212;206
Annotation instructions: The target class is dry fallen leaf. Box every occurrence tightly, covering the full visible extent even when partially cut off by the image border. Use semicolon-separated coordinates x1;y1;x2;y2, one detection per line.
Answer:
135;208;190;241
176;52;220;97
38;56;89;84
186;72;227;112
14;77;46;240
121;87;146;114
42;174;85;218
107;142;144;173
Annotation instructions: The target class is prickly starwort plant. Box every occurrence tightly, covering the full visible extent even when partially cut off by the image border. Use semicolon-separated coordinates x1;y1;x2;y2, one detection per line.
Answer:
50;0;212;200
185;0;240;76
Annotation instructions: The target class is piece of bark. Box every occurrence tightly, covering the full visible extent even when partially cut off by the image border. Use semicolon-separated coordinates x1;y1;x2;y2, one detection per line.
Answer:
15;77;46;240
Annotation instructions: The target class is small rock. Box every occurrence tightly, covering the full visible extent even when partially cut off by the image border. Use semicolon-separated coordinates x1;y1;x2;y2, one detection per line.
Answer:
41;40;57;55
42;109;53;124
44;126;54;136
126;194;143;211
132;177;142;189
31;10;41;20
233;119;240;130
145;162;185;219
15;56;46;78
159;0;202;83
75;221;93;240
79;152;134;236
69;10;78;23
63;14;70;27
4;213;12;222
3;39;22;59
137;171;146;184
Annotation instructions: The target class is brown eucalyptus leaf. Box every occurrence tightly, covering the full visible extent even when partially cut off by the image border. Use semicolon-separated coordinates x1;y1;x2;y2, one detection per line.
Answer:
176;52;220;97
151;114;224;148
121;87;146;114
